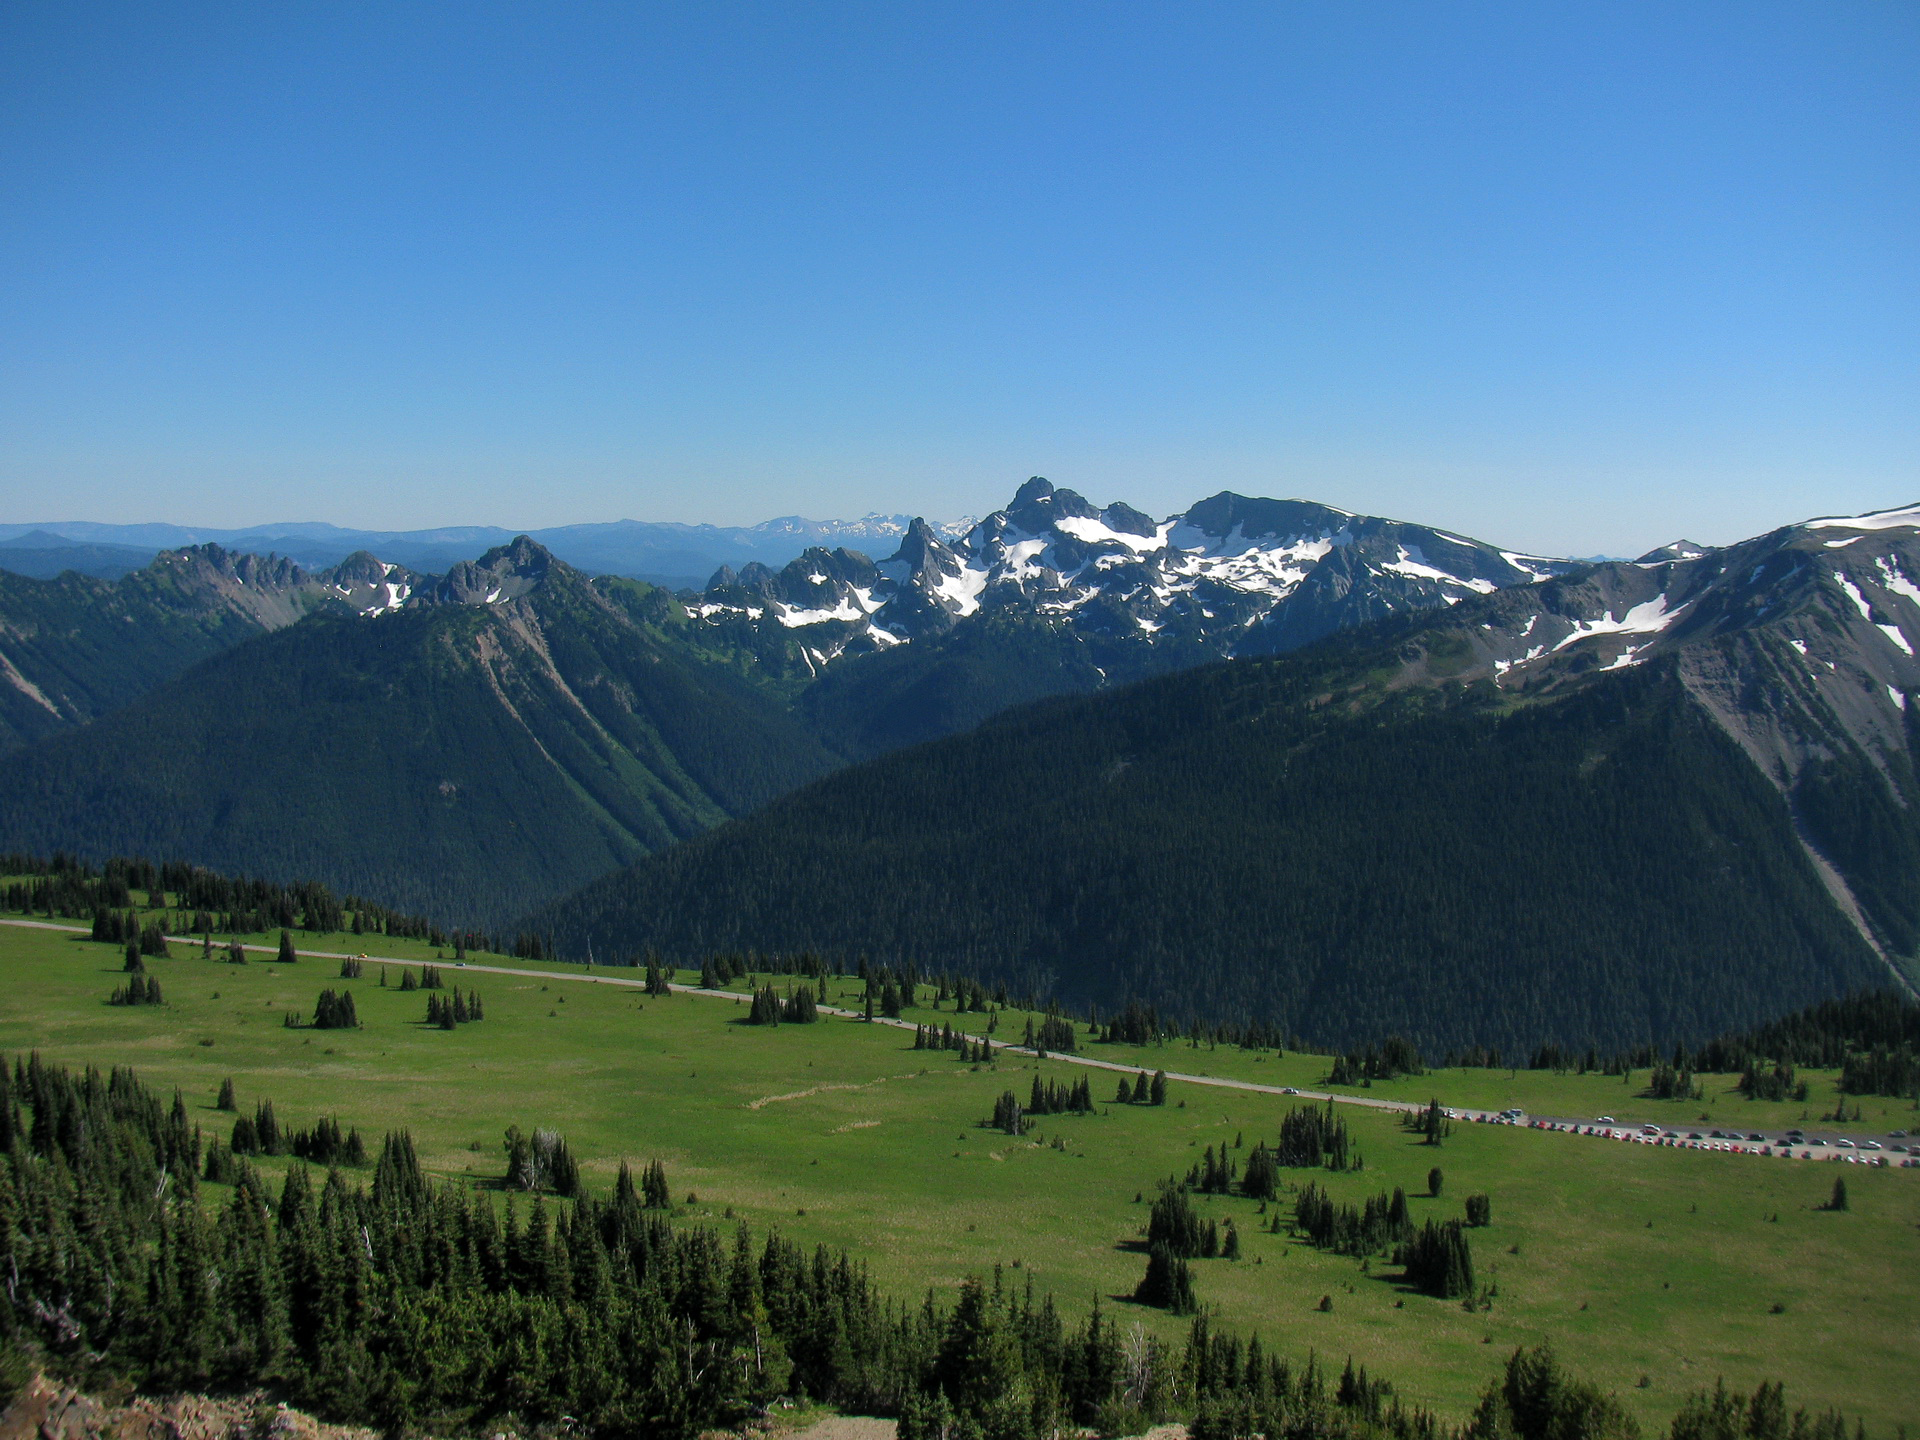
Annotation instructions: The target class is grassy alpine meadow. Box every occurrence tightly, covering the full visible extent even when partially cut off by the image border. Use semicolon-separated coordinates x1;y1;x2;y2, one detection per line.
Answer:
0;913;1914;1432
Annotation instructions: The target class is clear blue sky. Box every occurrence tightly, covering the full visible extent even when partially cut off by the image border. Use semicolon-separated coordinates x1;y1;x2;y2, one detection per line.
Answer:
1;3;1913;556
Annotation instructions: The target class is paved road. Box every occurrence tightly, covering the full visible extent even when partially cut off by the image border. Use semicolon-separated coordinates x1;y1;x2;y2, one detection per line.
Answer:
5;917;1913;1170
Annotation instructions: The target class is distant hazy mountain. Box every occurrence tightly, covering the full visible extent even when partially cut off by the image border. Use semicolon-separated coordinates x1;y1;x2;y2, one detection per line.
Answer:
0;531;160;581
0;539;838;923
525;500;1920;1052
0;513;968;590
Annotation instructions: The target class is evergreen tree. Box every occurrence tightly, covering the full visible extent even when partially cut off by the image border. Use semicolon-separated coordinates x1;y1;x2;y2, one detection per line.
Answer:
276;930;297;964
641;1157;671;1208
1133;1244;1198;1314
748;985;782;1025
216;1077;236;1112
1428;1167;1444;1198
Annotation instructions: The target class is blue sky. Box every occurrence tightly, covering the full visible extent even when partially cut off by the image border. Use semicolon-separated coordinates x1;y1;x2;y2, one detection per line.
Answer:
1;3;1913;556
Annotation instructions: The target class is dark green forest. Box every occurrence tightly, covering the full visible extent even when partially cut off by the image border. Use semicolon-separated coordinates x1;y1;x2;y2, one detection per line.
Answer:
530;653;1889;1054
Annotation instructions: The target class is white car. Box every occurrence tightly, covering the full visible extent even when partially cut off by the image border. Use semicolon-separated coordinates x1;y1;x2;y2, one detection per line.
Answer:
1596;1116;1615;1124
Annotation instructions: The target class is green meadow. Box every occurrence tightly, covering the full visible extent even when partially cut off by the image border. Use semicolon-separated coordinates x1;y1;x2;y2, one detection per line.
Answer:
0;912;1914;1433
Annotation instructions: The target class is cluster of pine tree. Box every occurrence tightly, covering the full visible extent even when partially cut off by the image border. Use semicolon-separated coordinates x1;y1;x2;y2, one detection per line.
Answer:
1098;1001;1166;1046
1396;1220;1476;1300
503;1125;582;1196
1133;1246;1199;1315
1274;1103;1358;1170
2;852;471;948
747;985;819;1025
88;908;172;954
1111;1069;1169;1105
0;1053;1869;1439
108;974;163;1006
644;961;673;996
1188;1347;1404;1440
931;974;994;1012
1291;1183;1414;1260
912;1024;993;1062
511;931;555;960
1183;1142;1240;1196
1327;1036;1424;1084
302;990;355;1029
1646;1061;1704;1101
699;953;753;988
214;1111;368;1176
1738;1059;1807;1102
1147;1186;1225;1260
636;1158;672;1209
395;965;443;993
338;956;363;979
227;1099;286;1155
1026;1075;1094;1116
989;1090;1030;1135
1838;1044;1920;1099
424;988;483;1028
1402;1098;1451;1146
1022;1014;1077;1054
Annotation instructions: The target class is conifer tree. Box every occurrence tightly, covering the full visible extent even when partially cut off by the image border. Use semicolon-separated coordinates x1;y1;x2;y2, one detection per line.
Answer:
216;1077;236;1112
1134;1244;1198;1313
1149;1071;1169;1106
1428;1167;1444;1198
641;1158;671;1208
748;985;782;1025
277;930;297;964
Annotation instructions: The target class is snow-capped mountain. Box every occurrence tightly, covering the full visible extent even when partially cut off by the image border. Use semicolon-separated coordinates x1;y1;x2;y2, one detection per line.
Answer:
694;477;1575;669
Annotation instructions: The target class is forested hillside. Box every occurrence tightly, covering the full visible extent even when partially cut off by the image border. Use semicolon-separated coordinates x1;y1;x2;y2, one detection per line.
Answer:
0;551;837;923
0;547;359;750
528;644;1886;1054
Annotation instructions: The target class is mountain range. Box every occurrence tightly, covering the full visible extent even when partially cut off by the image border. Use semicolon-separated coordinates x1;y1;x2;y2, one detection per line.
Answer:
525;500;1920;1050
0;513;969;591
0;539;837;921
4;481;1918;1049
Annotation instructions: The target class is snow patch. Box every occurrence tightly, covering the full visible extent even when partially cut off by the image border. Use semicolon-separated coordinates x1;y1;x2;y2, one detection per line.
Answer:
1890;686;1907;711
1053;514;1169;554
1805;503;1920;532
1835;575;1875;622
1879;624;1914;657
933;563;989;616
1875;557;1920;607
1549;595;1682;652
